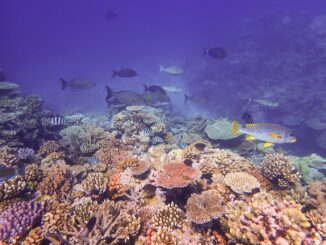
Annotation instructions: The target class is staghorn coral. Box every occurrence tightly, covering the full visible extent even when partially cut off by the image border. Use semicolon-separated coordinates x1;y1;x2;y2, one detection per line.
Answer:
81;172;108;196
186;190;224;224
109;172;128;199
0;146;18;167
223;192;317;245
37;140;63;157
151;202;185;230
262;153;301;189
70;197;98;227
0;201;44;243
224;172;260;194
37;162;74;199
156;162;201;189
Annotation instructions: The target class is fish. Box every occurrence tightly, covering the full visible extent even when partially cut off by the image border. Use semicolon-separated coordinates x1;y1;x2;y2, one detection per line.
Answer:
112;69;138;78
204;47;227;59
142;91;170;107
253;98;279;108
162;85;182;93
105;86;146;108
88;155;99;164
0;68;5;81
159;65;184;76
105;10;117;20
242;110;254;124
48;116;66;126
231;121;296;147
201;80;218;87
143;84;167;95
184;94;208;104
60;78;96;90
141;128;152;137
152;136;164;144
0;165;24;182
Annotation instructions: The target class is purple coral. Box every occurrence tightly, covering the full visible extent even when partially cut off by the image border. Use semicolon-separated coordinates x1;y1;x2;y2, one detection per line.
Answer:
0;201;44;242
17;147;35;161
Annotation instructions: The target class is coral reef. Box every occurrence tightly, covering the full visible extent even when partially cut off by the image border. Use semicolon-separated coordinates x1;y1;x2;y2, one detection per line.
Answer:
151;202;185;230
0;201;44;243
186;190;224;224
224;172;260;194
156;162;201;189
262;153;301;189
81;172;108;196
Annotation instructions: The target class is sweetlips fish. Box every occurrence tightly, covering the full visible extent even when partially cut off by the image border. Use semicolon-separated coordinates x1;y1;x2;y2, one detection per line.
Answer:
105;86;146;108
159;65;184;76
231;121;296;148
60;78;96;90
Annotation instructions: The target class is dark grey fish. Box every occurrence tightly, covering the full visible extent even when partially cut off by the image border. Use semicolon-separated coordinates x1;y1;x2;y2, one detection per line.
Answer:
204;47;227;59
49;116;66;126
184;94;208;104
112;69;138;78
142;91;170;107
60;78;96;90
0;166;24;182
143;84;167;96
105;86;146;108
105;10;117;20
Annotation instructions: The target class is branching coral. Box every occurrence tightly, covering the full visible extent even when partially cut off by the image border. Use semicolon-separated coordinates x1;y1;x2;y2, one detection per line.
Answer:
37;162;74;199
151;202;185;230
0;176;27;200
0;146;18;167
186;190;224;224
305;181;326;217
37;140;63;157
224;172;260;194
223;192;317;245
81;172;108;196
70;197;98;227
262;153;301;189
109;172;128;199
23;226;44;245
156;162;201;189
0;201;44;243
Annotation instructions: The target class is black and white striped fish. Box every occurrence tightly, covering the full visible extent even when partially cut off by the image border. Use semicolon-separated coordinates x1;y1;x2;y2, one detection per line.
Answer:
48;116;66;126
152;136;164;144
141;128;152;137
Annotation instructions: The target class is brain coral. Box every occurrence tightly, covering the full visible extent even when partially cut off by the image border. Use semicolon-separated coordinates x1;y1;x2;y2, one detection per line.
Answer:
156;162;201;189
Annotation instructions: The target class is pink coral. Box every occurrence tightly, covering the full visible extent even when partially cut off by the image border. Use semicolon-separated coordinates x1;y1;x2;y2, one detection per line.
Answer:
156;162;201;189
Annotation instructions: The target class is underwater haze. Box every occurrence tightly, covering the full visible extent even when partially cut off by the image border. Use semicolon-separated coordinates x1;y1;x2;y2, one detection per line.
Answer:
1;1;326;244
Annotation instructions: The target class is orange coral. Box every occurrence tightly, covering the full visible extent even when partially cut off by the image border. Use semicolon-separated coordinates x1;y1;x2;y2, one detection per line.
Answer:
23;227;44;245
108;172;128;199
156;162;201;189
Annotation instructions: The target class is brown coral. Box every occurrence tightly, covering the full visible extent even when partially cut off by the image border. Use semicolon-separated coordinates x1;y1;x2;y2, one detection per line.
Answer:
81;172;108;196
37;140;63;157
305;181;326;217
151;202;185;230
262;153;301;189
0;146;18;167
129;160;150;176
70;197;98;226
146;228;179;245
186;190;224;224
0;176;27;200
23;227;44;245
156;162;201;189
224;172;260;194
37;162;74;199
109;172;128;199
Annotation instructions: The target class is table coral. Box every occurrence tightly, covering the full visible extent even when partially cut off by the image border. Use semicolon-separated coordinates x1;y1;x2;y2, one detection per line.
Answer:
0;201;44;243
262;153;301;189
224;172;260;194
156;162;201;189
186;190;224;224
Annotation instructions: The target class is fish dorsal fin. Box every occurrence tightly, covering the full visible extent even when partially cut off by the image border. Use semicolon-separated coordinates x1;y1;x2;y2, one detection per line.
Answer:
263;142;274;148
269;131;282;139
245;123;260;128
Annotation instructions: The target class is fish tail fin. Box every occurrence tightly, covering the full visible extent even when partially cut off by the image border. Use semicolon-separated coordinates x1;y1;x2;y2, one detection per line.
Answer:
159;65;164;72
105;86;114;100
112;69;117;78
60;78;68;90
142;84;148;92
184;94;189;103
231;120;241;136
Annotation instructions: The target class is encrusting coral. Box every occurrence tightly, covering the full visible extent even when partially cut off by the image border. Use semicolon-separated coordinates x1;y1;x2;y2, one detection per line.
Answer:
262;153;301;189
186;190;224;224
156;162;201;189
224;171;260;194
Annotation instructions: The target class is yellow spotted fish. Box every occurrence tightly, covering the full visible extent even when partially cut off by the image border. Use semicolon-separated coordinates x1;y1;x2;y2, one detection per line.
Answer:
231;121;296;147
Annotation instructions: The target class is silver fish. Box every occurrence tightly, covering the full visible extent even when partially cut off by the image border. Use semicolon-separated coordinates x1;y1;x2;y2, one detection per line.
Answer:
60;78;96;90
